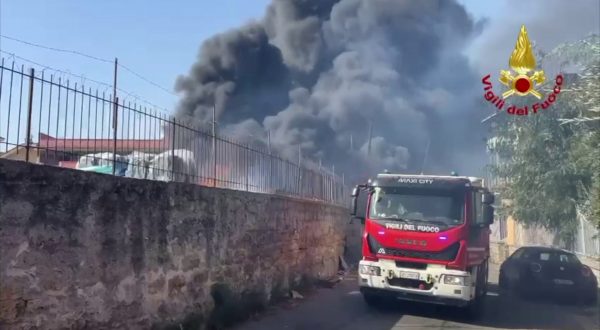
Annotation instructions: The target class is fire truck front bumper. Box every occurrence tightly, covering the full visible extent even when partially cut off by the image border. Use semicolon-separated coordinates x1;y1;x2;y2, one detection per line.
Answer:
358;259;475;306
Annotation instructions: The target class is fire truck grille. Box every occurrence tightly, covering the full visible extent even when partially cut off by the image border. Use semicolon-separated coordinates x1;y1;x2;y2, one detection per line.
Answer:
384;242;460;261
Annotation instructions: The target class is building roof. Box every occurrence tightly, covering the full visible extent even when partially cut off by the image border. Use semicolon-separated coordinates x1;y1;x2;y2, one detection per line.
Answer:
38;133;167;153
0;144;40;161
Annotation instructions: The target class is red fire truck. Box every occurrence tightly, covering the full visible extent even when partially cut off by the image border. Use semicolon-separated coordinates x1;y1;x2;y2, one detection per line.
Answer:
351;173;495;316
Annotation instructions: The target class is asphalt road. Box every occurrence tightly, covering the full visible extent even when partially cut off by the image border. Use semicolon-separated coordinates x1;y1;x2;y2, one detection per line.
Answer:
235;264;600;330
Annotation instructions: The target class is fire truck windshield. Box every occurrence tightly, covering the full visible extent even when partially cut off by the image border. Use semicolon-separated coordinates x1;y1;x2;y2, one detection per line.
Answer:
368;187;464;227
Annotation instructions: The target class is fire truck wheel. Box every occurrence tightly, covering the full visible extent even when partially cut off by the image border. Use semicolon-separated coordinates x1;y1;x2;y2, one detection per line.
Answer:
464;294;485;320
480;260;489;296
362;291;385;307
362;292;379;306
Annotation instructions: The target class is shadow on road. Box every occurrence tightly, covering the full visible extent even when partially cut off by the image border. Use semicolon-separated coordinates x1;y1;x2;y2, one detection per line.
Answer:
234;270;599;330
373;283;600;330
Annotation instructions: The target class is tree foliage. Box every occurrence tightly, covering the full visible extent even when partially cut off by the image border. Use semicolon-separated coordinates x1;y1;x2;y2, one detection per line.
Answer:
488;35;600;242
564;63;600;229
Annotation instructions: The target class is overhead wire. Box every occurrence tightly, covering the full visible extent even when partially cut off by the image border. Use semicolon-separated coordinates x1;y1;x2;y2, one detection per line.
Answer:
1;34;112;63
0;34;176;97
119;63;177;96
0;50;171;114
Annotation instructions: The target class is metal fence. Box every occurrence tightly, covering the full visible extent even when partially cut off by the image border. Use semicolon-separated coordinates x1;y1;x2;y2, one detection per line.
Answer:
0;59;347;205
488;208;599;258
504;214;600;258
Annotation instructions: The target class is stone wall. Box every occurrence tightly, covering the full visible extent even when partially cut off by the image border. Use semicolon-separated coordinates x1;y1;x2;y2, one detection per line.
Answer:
0;159;348;329
489;241;510;265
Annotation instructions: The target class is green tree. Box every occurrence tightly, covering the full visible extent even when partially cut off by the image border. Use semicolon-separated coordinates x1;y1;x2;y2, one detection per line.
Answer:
560;64;600;228
487;36;600;242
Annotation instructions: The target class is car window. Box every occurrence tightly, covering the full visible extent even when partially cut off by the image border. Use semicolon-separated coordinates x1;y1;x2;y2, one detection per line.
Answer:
529;250;580;264
555;253;580;264
539;252;550;261
521;249;534;260
511;248;525;259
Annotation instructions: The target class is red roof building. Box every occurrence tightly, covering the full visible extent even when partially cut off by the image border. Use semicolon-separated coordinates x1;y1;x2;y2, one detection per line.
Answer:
1;133;167;167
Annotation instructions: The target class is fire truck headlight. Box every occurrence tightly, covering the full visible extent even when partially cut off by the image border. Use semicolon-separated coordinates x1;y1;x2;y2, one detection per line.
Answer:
359;265;381;276
443;275;466;286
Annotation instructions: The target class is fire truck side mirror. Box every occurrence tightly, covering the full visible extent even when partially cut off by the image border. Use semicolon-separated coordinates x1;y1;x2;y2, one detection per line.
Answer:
482;192;495;205
350;215;365;225
483;204;495;225
350;185;366;224
351;187;359;216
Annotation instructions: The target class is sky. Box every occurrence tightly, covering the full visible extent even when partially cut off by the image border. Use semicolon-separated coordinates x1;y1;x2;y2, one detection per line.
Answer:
0;0;270;149
459;0;599;76
0;0;598;153
0;0;270;113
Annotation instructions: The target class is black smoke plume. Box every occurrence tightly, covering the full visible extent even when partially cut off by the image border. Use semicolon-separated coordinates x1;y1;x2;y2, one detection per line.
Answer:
175;0;488;182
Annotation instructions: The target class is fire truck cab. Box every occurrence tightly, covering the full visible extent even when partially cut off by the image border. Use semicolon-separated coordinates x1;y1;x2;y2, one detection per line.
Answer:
351;173;495;316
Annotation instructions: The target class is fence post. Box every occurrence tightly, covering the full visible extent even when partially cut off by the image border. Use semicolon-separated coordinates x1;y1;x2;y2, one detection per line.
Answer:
25;68;35;163
212;104;217;187
112;97;119;175
112;58;118;175
342;173;345;205
297;145;301;196
318;159;322;200
579;212;586;255
332;165;336;203
171;118;177;182
267;130;272;192
248;148;251;191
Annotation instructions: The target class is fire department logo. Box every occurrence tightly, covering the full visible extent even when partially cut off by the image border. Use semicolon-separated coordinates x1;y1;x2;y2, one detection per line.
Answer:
481;25;564;116
499;25;545;99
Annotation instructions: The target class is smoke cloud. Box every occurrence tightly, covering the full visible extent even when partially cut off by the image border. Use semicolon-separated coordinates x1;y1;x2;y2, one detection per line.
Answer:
466;0;600;77
175;0;490;182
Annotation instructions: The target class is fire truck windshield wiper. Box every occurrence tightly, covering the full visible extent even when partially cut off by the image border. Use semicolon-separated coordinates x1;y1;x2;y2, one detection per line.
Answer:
380;216;409;223
403;218;448;226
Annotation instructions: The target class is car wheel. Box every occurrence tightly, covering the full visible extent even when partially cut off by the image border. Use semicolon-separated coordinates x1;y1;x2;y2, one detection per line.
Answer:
517;281;533;300
583;291;598;306
499;271;508;290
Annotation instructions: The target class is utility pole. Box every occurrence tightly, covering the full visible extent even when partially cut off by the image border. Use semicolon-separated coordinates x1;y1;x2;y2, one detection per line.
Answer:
350;134;353;151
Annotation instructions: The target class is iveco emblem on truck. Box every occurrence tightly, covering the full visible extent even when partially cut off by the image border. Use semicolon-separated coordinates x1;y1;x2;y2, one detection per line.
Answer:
397;239;427;247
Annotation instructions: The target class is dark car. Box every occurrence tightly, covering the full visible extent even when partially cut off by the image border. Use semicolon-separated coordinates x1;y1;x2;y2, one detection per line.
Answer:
499;246;598;304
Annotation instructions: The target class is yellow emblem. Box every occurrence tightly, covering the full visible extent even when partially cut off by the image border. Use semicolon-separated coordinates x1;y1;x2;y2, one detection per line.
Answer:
499;25;546;99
